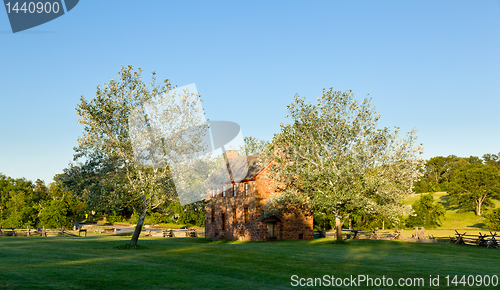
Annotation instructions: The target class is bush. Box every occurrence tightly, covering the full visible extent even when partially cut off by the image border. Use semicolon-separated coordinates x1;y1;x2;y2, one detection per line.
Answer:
145;211;171;225
39;200;72;228
405;193;445;228
484;208;500;231
107;210;125;223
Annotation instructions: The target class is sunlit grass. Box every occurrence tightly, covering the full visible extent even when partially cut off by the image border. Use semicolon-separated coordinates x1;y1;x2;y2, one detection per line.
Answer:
403;192;498;232
0;236;499;289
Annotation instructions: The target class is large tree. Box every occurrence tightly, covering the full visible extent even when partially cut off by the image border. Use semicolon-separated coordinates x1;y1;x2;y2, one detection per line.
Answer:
239;136;268;156
449;164;500;216
483;153;500;169
262;89;424;241
73;66;206;246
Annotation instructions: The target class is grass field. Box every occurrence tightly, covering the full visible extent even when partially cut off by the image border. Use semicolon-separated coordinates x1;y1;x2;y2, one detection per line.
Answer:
1;236;499;289
399;192;500;238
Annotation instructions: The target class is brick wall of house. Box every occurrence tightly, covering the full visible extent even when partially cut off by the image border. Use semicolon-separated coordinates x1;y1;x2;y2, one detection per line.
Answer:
205;164;313;241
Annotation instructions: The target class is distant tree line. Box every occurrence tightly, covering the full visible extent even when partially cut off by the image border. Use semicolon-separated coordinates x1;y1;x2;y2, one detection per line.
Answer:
0;174;83;229
312;153;500;231
0;171;205;229
413;153;500;216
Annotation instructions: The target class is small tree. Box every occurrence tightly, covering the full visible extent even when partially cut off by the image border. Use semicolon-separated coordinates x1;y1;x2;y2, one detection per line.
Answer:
0;175;38;228
484;208;500;231
262;89;424;241
405;193;445;228
449;164;500;216
39;200;72;228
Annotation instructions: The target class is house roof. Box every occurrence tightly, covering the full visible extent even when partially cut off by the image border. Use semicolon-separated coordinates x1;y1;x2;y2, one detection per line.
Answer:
206;153;266;185
231;154;265;182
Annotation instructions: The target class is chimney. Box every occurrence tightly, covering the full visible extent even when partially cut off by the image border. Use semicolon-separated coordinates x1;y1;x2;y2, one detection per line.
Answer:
224;150;238;163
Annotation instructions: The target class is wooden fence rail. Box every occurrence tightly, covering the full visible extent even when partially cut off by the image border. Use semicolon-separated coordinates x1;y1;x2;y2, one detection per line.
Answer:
0;226;204;238
0;226;80;237
449;230;499;248
312;229;405;240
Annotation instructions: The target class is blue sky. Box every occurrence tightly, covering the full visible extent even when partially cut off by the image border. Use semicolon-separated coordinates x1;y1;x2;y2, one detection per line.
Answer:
1;0;499;184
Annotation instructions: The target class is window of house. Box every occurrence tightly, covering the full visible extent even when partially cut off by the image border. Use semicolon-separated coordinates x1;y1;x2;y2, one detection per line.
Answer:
212;189;215;198
233;184;237;197
222;213;226;230
233;208;237;223
245;183;248;196
222;185;225;197
244;207;249;223
211;207;215;223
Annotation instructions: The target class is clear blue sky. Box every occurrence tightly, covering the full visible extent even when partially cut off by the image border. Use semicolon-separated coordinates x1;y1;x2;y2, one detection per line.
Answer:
1;0;499;184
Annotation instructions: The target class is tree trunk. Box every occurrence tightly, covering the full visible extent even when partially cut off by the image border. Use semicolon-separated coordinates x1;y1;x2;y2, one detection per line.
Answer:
130;208;147;247
335;215;342;242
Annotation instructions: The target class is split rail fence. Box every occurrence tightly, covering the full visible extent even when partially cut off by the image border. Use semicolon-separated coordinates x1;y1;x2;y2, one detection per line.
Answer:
0;226;203;238
449;230;499;249
313;228;405;240
0;226;85;237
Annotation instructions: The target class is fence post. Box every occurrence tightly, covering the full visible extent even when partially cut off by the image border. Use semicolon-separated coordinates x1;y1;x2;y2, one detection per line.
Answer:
27;226;30;237
420;227;426;239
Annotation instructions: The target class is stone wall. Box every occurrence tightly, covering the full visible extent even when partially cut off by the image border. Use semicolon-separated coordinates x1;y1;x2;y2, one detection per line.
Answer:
205;166;313;241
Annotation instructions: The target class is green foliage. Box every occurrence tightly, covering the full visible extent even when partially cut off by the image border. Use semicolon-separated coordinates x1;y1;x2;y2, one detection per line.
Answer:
484;208;500;231
483;153;500;168
0;173;84;229
145;211;171;224
71;66;207;246
413;153;500;198
413;155;476;193
0;174;37;228
262;89;424;241
405;193;445;228
449;164;500;216
39;200;72;228
165;200;205;227
239;136;268;156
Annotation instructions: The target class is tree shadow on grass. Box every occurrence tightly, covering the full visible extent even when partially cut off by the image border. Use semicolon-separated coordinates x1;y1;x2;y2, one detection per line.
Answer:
438;194;460;210
114;244;148;250
468;223;486;229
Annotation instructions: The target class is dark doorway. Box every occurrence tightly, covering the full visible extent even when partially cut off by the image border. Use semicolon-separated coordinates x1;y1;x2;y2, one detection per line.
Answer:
266;222;277;240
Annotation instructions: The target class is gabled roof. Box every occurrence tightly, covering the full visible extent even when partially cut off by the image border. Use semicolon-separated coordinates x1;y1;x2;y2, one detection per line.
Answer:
230;154;265;182
206;154;266;184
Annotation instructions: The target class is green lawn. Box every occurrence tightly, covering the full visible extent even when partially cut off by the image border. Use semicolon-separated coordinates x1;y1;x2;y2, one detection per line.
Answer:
402;192;499;235
1;236;499;289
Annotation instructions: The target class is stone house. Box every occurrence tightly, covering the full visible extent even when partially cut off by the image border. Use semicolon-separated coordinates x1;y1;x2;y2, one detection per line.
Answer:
204;150;313;241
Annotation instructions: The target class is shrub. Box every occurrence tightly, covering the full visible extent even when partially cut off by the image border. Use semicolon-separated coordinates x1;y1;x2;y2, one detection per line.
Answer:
39;200;72;228
484;208;500;231
405;193;445;228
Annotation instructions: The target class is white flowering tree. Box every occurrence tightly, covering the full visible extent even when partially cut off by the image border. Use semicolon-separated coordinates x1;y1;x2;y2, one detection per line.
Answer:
262;89;424;241
75;66;207;247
